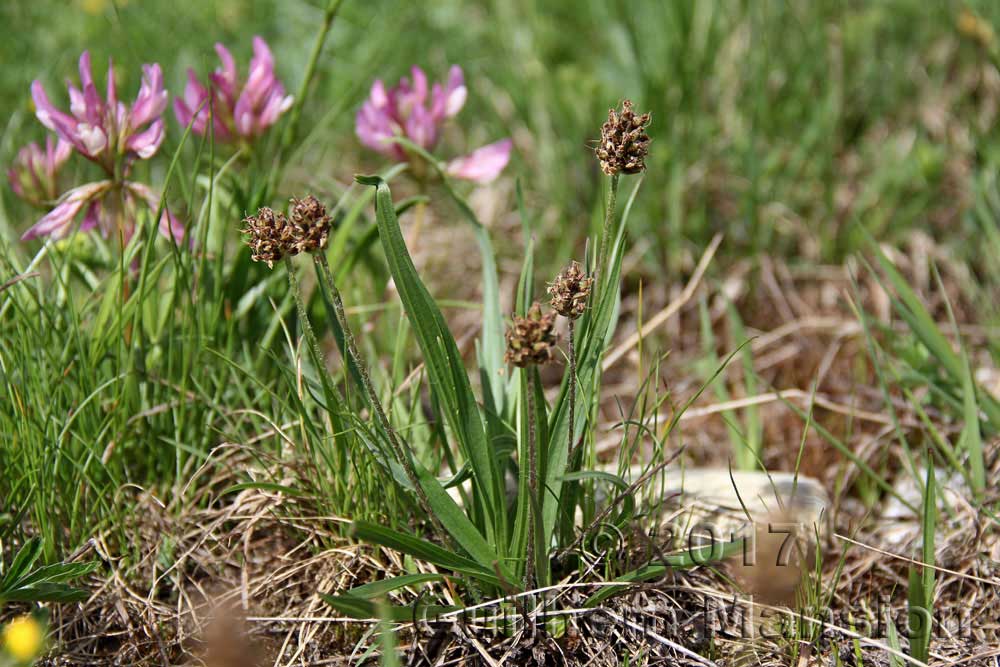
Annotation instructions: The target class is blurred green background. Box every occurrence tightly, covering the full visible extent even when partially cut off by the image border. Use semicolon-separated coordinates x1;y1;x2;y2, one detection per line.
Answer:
5;0;1000;289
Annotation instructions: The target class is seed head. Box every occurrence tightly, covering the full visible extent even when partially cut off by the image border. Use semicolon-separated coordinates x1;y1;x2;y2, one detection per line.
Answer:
289;195;332;254
548;260;593;320
243;206;293;268
504;302;559;368
595;99;651;176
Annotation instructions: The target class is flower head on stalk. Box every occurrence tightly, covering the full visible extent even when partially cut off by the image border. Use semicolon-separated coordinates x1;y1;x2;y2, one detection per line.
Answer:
243;206;293;268
288;195;332;255
595;99;651;176
32;51;167;173
504;302;559;368
7;137;72;208
356;65;512;183
548;261;593;320
174;37;293;143
242;197;332;268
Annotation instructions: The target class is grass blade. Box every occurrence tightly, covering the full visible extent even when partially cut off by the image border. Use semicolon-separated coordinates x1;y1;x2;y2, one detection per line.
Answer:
351;521;502;588
907;463;936;664
960;354;985;500
320;593;457;622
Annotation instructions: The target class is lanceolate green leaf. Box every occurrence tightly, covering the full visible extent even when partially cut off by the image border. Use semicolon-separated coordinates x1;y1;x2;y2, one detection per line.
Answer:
1;582;93;603
321;593;458;622
342;573;448;599
960;355;985;500
1;538;96;604
388;138;506;415
0;537;43;590
355;174;506;556
465;217;504;417
346;393;510;582
410;457;514;582
907;464;936;664
352;521;502;587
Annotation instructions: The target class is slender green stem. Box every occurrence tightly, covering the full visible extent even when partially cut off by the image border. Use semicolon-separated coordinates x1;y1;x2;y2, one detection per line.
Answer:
285;256;330;379
281;0;346;151
595;173;620;284
313;252;443;535
314;254;393;447
286;255;342;495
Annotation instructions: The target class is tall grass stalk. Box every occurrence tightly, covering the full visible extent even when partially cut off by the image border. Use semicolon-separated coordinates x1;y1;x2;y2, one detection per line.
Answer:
281;0;346;152
311;250;442;533
908;463;937;664
283;256;332;394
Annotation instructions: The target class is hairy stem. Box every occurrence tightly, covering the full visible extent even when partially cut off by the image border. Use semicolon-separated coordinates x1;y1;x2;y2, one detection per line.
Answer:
525;381;538;602
286;256;345;496
566;319;579;464
285;256;330;379
313;252;443;534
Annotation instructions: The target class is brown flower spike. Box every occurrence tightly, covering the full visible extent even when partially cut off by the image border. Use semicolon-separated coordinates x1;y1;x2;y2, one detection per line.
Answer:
243;207;294;268
548;261;593;320
243;196;333;268
289;195;332;255
595;99;651;176
504;302;559;368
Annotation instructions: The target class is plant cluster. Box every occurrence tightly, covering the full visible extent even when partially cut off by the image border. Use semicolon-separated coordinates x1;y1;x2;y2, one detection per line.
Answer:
2;1;664;649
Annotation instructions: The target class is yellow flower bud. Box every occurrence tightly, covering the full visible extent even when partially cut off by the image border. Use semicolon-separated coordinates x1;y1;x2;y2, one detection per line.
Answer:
3;615;44;663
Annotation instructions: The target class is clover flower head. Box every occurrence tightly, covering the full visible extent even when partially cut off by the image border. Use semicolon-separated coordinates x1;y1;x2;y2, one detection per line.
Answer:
22;52;182;246
356;65;512;183
504;302;559;368
548;260;593;320
32;52;167;172
174;37;293;143
595;99;651;176
7;137;72;208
